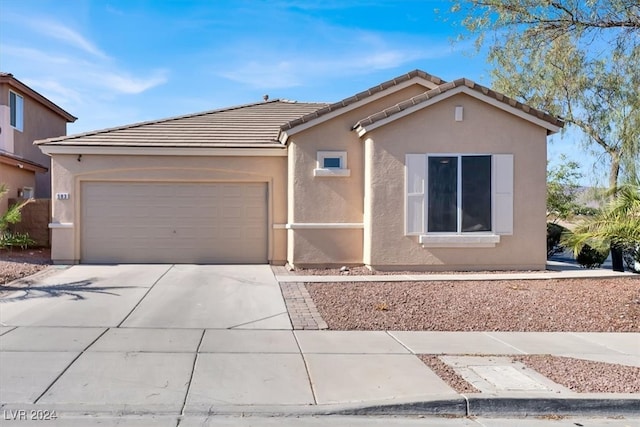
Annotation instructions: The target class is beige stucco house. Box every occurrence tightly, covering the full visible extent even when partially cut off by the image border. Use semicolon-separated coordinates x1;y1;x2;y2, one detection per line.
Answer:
1;73;77;212
36;70;563;270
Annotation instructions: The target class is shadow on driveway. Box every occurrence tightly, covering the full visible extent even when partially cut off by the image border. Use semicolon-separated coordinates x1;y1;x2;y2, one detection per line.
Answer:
0;279;142;302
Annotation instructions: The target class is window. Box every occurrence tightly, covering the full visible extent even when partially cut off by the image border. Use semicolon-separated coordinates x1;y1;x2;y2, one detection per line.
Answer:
9;91;24;131
406;153;513;247
427;155;491;233
314;151;350;177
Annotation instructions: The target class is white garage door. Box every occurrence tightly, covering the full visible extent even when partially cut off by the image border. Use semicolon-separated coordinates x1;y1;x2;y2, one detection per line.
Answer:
81;182;268;264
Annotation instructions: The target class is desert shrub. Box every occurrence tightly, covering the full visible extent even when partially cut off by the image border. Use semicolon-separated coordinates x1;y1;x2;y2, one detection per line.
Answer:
547;222;569;258
576;244;610;269
0;231;35;249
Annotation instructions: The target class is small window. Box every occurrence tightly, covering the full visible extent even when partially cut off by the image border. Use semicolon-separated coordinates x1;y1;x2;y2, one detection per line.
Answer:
9;91;24;131
323;157;342;168
314;151;350;177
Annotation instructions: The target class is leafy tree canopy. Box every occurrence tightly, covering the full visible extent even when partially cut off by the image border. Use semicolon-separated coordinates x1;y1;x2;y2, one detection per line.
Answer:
449;0;640;189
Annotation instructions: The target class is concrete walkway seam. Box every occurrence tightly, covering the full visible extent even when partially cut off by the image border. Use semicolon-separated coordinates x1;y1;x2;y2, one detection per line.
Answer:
32;327;110;404
116;264;174;328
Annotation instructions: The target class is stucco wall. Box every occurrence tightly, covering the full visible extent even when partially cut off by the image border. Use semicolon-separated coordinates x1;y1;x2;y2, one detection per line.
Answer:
49;154;287;264
287;83;430;267
0;164;34;213
363;93;548;270
1;84;69;199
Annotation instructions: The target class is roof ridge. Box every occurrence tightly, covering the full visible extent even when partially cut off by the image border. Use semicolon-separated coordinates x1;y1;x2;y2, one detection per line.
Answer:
0;72;77;122
354;77;564;130
36;99;319;145
280;69;446;132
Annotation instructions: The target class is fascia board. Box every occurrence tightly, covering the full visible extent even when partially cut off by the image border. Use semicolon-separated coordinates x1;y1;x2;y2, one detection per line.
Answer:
38;145;288;157
356;86;562;136
284;77;438;137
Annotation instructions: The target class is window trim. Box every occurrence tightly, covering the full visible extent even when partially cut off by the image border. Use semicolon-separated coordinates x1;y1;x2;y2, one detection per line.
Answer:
314;150;351;177
425;154;492;234
405;153;514;248
9;90;24;132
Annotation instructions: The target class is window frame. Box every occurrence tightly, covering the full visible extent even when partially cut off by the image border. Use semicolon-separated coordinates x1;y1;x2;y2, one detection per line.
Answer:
426;154;493;234
9;90;24;132
314;150;351;177
405;153;514;247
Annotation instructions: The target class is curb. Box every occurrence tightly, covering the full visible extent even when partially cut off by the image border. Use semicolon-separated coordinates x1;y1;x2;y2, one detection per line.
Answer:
465;396;640;417
5;397;636;418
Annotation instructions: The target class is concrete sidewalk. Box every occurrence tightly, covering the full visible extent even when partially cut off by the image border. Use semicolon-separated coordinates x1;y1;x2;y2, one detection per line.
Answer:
275;261;637;283
0;264;638;422
1;327;638;418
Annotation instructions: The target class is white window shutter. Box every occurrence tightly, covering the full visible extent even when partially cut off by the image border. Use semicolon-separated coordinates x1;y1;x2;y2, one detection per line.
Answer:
406;154;426;235
493;154;514;235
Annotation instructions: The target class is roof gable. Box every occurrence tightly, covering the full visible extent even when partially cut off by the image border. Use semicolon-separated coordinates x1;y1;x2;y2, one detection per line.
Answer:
353;78;564;136
0;72;77;122
278;70;445;142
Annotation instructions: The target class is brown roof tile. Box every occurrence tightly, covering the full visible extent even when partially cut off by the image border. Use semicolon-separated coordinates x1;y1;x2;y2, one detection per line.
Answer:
280;69;445;131
37;100;327;147
354;78;564;130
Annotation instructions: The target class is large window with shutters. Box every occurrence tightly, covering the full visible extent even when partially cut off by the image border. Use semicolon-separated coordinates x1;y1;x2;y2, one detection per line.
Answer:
406;153;513;247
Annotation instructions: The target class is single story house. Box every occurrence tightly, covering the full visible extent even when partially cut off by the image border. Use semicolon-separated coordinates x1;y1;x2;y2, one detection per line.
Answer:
36;70;563;270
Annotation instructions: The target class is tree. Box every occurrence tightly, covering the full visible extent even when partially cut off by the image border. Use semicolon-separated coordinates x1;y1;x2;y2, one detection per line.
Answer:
546;155;583;223
449;0;640;190
563;181;640;270
448;0;640;271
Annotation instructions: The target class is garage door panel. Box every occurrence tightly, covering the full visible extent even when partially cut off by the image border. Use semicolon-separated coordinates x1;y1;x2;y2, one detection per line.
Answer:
81;182;268;264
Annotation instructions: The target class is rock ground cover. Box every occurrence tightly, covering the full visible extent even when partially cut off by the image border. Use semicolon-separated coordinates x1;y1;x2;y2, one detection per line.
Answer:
0;248;51;291
306;278;640;332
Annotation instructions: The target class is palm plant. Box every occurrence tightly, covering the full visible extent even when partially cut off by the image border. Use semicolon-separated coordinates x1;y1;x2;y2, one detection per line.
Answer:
1;184;35;249
563;181;640;271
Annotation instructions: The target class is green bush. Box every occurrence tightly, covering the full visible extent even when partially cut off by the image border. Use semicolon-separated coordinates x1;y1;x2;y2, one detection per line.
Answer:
576;243;610;269
547;222;568;258
0;232;35;249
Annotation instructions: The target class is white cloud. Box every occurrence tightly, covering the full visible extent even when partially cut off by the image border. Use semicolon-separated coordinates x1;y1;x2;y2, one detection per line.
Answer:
214;16;458;89
97;71;169;95
28;19;108;59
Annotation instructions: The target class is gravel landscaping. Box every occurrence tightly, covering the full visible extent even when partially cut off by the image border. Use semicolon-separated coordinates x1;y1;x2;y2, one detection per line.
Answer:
306;277;640;332
419;354;640;394
419;355;480;393
0;248;52;291
514;355;640;393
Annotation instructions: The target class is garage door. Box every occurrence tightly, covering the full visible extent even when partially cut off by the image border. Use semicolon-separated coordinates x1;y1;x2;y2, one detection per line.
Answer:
81;182;268;264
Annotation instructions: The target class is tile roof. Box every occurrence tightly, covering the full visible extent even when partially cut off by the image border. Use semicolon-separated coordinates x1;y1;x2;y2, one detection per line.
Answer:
0;150;48;173
354;78;565;131
280;69;445;131
0;72;77;122
37;100;327;147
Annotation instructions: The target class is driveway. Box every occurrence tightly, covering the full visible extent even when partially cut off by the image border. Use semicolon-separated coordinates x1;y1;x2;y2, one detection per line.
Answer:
0;264;291;329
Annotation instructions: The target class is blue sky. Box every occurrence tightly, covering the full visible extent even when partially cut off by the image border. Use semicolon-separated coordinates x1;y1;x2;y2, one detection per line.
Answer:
0;0;599;184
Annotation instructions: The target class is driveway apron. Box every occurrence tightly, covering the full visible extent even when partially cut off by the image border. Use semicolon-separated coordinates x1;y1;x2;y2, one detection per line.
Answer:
120;264;291;329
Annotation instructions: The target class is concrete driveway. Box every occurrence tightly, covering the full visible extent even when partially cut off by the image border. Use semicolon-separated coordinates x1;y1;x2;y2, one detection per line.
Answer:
0;264;291;329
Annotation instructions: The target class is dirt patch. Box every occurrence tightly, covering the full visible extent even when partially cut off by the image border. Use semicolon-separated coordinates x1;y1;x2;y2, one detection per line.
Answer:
0;248;52;293
514;355;640;393
306;277;640;332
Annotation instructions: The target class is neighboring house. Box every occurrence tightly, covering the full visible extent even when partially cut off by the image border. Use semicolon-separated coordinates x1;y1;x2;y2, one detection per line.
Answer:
36;70;563;270
0;72;77;213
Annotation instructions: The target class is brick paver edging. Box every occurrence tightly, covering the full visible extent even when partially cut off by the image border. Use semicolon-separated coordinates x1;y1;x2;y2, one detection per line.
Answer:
280;282;328;330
